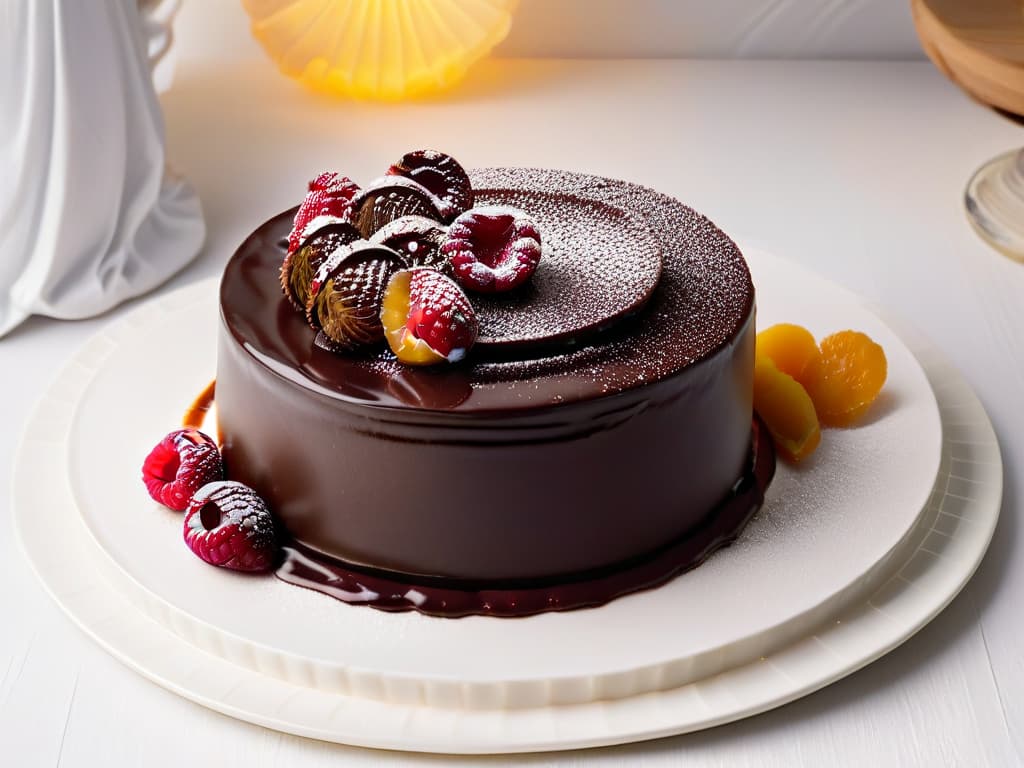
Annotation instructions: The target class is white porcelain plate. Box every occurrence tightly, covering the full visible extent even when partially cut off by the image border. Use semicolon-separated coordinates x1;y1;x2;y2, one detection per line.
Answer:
13;248;1001;753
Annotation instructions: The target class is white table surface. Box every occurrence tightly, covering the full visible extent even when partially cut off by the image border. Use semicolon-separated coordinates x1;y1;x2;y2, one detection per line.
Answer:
2;58;1022;766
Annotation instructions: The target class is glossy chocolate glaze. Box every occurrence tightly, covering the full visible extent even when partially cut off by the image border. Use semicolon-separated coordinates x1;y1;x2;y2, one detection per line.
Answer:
182;380;773;616
276;419;774;617
217;169;758;583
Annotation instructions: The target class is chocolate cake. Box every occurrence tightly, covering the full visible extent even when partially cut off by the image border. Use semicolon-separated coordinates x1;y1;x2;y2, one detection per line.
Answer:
216;167;772;617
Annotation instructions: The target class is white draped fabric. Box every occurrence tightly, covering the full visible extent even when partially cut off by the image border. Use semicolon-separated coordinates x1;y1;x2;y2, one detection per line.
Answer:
0;0;204;338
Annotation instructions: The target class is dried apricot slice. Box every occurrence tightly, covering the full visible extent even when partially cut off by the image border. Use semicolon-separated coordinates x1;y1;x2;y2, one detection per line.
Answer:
756;323;821;383
804;330;887;427
753;355;821;462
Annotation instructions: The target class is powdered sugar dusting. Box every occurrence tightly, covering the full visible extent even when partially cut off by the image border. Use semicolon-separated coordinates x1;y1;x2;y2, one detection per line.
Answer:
464;167;753;392
469;187;659;348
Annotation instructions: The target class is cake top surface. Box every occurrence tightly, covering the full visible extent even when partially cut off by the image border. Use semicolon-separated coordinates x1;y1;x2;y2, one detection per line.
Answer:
220;168;754;414
469;186;662;350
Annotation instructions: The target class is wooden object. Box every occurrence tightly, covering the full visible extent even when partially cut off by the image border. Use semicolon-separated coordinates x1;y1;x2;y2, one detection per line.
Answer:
912;0;1024;116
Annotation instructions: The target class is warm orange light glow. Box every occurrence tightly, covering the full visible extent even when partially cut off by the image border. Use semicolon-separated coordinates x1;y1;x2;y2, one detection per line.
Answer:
242;0;519;101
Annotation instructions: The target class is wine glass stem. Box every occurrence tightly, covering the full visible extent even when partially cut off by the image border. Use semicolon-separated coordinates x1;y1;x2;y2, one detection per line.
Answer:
964;147;1024;262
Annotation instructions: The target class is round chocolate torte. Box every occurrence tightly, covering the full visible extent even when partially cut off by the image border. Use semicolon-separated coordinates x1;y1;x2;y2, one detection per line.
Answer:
216;168;768;615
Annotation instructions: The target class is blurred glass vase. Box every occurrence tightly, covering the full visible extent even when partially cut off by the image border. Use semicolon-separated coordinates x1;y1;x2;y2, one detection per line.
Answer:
965;147;1024;261
0;0;205;338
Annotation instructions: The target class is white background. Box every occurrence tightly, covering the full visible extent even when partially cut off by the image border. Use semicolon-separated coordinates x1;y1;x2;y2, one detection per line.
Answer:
3;1;1024;766
175;0;926;61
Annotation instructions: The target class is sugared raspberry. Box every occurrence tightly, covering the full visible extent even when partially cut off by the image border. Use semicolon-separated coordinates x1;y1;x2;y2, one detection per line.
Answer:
183;481;277;572
142;430;223;512
442;206;542;293
380;267;479;365
386;149;473;220
287;172;360;255
306;241;408;350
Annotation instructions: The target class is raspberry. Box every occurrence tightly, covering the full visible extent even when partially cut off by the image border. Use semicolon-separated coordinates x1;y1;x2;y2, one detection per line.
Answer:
142;430;223;512
352;177;451;237
386;150;473;220
307;241;408;350
380;267;479;365
442;206;542;293
287;172;360;255
183;481;277;572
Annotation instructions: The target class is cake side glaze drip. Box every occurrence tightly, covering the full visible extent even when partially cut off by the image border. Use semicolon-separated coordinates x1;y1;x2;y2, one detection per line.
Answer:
275;419;775;618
